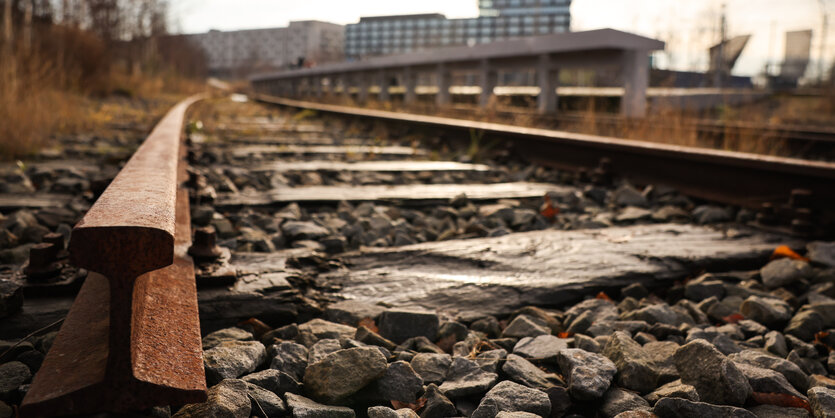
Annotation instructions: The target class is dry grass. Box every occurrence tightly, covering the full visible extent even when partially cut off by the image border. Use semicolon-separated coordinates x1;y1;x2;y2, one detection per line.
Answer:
0;26;205;160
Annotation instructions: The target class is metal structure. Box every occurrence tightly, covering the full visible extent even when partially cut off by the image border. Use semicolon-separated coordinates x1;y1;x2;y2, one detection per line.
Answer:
251;29;665;118
19;96;207;417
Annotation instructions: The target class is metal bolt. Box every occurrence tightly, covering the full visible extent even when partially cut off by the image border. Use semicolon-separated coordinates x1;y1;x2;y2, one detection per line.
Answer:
42;232;69;259
188;226;222;262
591;157;613;185
25;243;61;281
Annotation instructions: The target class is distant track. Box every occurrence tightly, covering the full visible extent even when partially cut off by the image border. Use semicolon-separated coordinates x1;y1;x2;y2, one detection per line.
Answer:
252;94;835;220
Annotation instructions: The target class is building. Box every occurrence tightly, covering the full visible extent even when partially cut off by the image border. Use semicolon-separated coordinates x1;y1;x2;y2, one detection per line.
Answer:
345;0;571;60
184;21;344;77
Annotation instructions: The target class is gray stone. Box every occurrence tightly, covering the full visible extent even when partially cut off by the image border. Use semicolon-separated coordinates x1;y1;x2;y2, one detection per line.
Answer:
620;304;679;326
438;356;499;398
760;258;811;289
410;353;451;385
643;341;680;384
512;335;569;364
324;300;386;326
735;362;806;398
653;397;755;418
613;184;648;207
672;339;752;406
437;321;468;344
785;310;825;341
740;296;792;328
203;340;266;385
747;404;811;418
601;387;651;418
281;221;330;240
269;341;309;381
685;277;726;302
644;379;699;405
502;354;560;391
420;384;457;418
809;386;835;418
0;361;30;402
565;299;619;329
612;411;656;418
308;339;342;365
378;309;440;344
692;205;732;224
241;368;301;396
366;360;424;403
602;331;658;394
495;412;540;418
557;348;617;400
807;241;835;268
501;315;550;339
173;379;251;418
246;382;287;417
471;381;551;418
476;349;506;374
367;406;419;418
303;347;387;403
764;331;789;357
615;207;652;223
298;319;356;345
728;349;809;393
285;393;355;418
471;316;502;338
202;327;254;350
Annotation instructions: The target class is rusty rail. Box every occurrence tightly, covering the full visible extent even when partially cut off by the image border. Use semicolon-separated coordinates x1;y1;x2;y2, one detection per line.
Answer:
20;96;207;416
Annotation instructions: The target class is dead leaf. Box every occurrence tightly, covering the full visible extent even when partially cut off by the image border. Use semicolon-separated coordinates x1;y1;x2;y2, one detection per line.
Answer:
595;291;613;302
540;195;559;221
722;313;745;324
392;397;427;411
770;245;810;262
237;318;271;338
751;391;812;412
358;317;378;333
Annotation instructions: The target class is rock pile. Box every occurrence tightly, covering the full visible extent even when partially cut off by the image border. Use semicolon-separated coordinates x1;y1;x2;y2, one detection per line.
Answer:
167;242;835;417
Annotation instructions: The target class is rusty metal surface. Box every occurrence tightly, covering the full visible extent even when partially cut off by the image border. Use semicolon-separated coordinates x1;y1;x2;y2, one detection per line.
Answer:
254;95;835;212
251;160;491;173
20;95;207;417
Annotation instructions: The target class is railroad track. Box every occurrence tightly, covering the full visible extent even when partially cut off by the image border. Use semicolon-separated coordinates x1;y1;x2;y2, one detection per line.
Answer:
3;93;835;416
251;94;835;237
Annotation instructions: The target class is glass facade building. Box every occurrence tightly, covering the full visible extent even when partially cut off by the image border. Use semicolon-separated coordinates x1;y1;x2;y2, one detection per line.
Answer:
345;0;571;60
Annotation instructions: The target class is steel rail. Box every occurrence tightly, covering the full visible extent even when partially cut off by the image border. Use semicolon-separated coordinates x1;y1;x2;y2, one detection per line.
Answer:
252;94;835;215
20;95;207;417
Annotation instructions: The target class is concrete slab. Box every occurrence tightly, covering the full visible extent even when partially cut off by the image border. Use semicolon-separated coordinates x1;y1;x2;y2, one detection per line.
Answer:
321;224;797;316
229;145;425;158
0;194;73;211
216;181;571;208
251;160;491;173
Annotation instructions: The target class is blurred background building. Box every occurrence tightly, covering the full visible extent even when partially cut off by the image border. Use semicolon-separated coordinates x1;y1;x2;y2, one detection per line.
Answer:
183;20;343;77
345;0;572;59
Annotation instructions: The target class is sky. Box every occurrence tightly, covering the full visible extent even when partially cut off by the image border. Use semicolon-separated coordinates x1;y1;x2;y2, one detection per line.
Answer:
171;0;833;78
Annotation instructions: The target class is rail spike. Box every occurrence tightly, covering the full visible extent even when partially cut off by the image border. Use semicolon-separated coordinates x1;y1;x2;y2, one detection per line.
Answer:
20;95;208;417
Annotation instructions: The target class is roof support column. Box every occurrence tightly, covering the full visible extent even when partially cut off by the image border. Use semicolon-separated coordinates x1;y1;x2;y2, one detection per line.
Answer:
621;49;649;118
436;63;451;106
357;73;369;104
377;70;390;102
404;67;417;105
537;54;558;114
313;77;323;98
479;59;498;108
